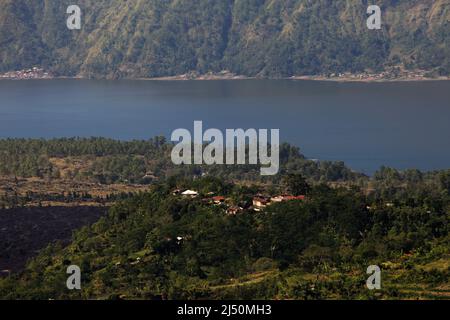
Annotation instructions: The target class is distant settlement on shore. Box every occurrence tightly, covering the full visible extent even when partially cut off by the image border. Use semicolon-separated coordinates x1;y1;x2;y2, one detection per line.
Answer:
1;66;449;82
0;67;52;80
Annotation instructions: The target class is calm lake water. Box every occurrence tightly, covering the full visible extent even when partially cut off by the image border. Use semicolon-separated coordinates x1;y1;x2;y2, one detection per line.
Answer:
0;79;449;174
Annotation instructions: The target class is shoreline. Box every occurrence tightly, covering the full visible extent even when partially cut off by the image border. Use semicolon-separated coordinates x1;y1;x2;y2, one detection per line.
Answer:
1;70;450;83
287;75;450;83
2;75;450;83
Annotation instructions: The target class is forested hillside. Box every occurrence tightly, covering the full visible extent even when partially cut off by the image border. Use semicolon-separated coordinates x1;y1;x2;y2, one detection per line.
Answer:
0;137;363;185
0;138;449;299
0;0;449;78
1;179;448;299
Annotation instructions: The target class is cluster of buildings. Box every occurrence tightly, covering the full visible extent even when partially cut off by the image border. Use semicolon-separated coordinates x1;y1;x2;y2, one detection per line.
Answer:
172;189;306;215
251;195;306;212
292;67;439;82
323;67;431;81
0;67;52;80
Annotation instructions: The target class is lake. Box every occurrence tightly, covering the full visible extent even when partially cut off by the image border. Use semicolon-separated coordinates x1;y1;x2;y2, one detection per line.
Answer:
0;79;449;174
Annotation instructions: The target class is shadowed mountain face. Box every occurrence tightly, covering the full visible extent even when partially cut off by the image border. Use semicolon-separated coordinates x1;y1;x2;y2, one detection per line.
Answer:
0;0;448;78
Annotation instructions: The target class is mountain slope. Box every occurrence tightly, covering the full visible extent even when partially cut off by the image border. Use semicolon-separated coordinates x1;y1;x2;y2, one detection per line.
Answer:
0;0;449;78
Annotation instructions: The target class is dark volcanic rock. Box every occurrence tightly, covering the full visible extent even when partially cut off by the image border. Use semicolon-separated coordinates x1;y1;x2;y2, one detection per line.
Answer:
0;206;106;274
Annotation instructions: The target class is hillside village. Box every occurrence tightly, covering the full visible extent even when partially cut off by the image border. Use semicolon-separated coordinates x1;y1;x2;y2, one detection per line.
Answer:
173;188;306;215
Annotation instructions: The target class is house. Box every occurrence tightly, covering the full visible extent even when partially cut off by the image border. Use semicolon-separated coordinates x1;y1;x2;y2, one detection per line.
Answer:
270;195;305;203
227;206;243;215
142;171;156;180
1;270;11;276
181;190;199;198
283;195;306;201
270;195;285;203
172;189;182;195
176;236;184;245
253;197;269;211
212;196;226;204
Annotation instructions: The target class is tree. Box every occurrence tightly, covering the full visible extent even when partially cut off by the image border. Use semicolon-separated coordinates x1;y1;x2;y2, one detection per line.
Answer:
439;171;450;195
283;174;310;196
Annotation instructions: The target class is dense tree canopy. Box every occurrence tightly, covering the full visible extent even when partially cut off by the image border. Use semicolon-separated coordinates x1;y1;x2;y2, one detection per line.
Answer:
0;178;448;300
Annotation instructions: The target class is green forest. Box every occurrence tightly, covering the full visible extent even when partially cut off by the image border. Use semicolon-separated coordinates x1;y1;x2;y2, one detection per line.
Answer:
0;0;449;78
0;137;363;184
0;138;448;299
0;176;448;299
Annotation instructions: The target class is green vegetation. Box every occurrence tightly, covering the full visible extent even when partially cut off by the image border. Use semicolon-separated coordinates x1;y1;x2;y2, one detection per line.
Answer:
0;137;363;185
0;138;449;300
1;0;449;78
0;137;447;207
0;177;448;300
